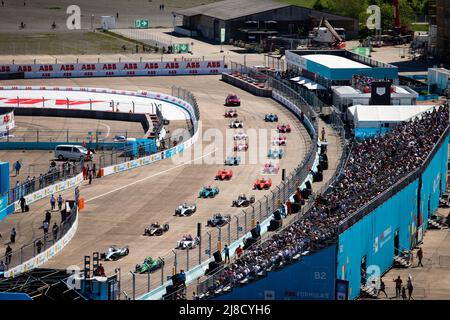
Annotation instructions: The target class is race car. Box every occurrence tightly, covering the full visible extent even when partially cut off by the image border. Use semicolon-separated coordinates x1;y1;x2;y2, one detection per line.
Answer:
207;213;231;227
225;94;241;106
224;155;241;166
174;203;197;217
233;131;248;140
254;178;272;190
215;169;233;180
199;186;220;198
272;136;287;146
100;245;129;261
234;142;248;151
267;149;284;159
229;119;244;128
176;235;200;250
144;223;170;236
264;113;278;122
224;109;238;118
262;162;280;174
232;194;255;207
135;256;164;274
113;135;127;142
277;123;291;133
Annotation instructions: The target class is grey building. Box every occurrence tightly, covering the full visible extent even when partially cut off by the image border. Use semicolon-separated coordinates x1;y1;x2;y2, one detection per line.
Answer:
174;0;358;43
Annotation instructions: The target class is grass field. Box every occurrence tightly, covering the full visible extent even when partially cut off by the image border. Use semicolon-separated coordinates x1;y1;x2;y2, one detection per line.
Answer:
275;0;316;8
0;31;143;55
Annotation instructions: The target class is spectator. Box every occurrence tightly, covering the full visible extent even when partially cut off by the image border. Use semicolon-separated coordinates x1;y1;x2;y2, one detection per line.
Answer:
321;127;326;141
36;239;43;254
394;276;403;298
378;279;388;298
235;245;243;259
45;210;51;224
57;195;64;211
50;195;56;210
88;170;93;185
14;160;21;176
417;247;423;267
255;221;261;237
10;228;16;244
52;223;59;241
20;196;26;213
5;245;12;265
92;163;96;178
43;220;49;235
401;286;407;300
179;269;186;286
0;260;5;278
407;276;414;300
82;165;87;180
224;244;230;264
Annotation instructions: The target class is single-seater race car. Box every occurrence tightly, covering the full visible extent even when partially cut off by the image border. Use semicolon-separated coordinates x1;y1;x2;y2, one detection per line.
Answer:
229;119;244;128
174;203;197;217
277;123;291;133
254;177;272;190
233;131;248;140
225;94;241;106
224;109;238;118
144;223;170;236
232;194;255;207
264;113;278;122
100;245;129;261
224;155;241;166
215;169;233;180
135;256;164;273
176;235;200;249
268;148;284;159
234;142;248;151
207;213;231;227
262;162;280;174
272;136;287;146
199;186;220;198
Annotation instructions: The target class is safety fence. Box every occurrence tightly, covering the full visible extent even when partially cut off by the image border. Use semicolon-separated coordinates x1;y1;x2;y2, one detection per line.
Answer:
1;201;78;274
121;75;336;300
7;162;82;205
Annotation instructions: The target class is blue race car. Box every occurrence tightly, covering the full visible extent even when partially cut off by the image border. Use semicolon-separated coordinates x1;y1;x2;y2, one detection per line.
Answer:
268;149;284;159
199;186;220;198
264;113;278;122
224;155;241;166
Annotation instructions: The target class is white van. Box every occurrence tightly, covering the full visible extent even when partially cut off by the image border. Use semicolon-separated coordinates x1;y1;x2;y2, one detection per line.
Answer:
54;145;92;161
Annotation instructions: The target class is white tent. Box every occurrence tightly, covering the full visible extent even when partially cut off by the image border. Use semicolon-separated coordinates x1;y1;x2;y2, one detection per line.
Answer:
348;104;437;129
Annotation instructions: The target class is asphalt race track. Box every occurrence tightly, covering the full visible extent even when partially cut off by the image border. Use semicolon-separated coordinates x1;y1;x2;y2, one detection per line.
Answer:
0;75;312;295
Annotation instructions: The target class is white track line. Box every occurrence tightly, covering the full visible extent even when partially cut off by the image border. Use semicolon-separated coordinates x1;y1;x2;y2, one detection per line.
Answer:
85;147;218;204
98;122;111;138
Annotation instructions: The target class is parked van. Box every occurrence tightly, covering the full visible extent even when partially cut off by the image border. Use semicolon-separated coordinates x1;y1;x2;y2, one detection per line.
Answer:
54;145;92;161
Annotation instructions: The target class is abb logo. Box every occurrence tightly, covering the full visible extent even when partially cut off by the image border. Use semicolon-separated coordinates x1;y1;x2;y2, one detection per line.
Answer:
0;66;11;72
207;61;221;68
123;63;138;70
81;64;96;71
185;62;200;69
17;65;32;72
165;62;179;69
144;63;159;69
60;64;75;71
102;63;117;70
38;65;53;72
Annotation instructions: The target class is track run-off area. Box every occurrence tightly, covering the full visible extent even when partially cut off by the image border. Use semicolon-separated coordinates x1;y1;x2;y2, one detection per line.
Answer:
0;75;312;296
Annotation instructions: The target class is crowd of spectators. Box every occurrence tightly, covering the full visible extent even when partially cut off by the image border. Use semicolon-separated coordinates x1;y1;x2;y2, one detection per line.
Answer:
201;105;449;298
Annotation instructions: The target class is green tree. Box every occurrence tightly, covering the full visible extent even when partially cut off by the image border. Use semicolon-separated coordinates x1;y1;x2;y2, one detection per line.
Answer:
324;0;368;20
313;0;325;11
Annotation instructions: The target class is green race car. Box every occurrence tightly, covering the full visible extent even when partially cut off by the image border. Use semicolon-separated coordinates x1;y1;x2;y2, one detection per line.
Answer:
135;256;164;274
199;186;219;198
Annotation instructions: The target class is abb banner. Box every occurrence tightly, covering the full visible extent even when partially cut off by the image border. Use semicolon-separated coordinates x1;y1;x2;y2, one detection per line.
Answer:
0;110;15;135
0;60;227;79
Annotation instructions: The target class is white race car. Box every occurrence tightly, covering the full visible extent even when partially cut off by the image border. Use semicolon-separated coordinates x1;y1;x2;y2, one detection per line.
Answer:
175;203;197;217
233;131;248;140
262;162;280;174
229;120;244;128
176;235;200;250
234;142;248;151
100;245;129;261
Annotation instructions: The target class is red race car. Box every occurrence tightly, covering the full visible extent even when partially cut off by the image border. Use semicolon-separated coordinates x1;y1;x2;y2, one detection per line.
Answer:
224;109;238;118
234;142;248;151
253;178;272;190
225;94;241;106
215;169;233;180
272;136;287;146
277;123;291;133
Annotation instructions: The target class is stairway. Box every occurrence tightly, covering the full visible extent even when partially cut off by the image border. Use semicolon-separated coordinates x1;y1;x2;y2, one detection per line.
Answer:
360;285;378;299
393;255;412;268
